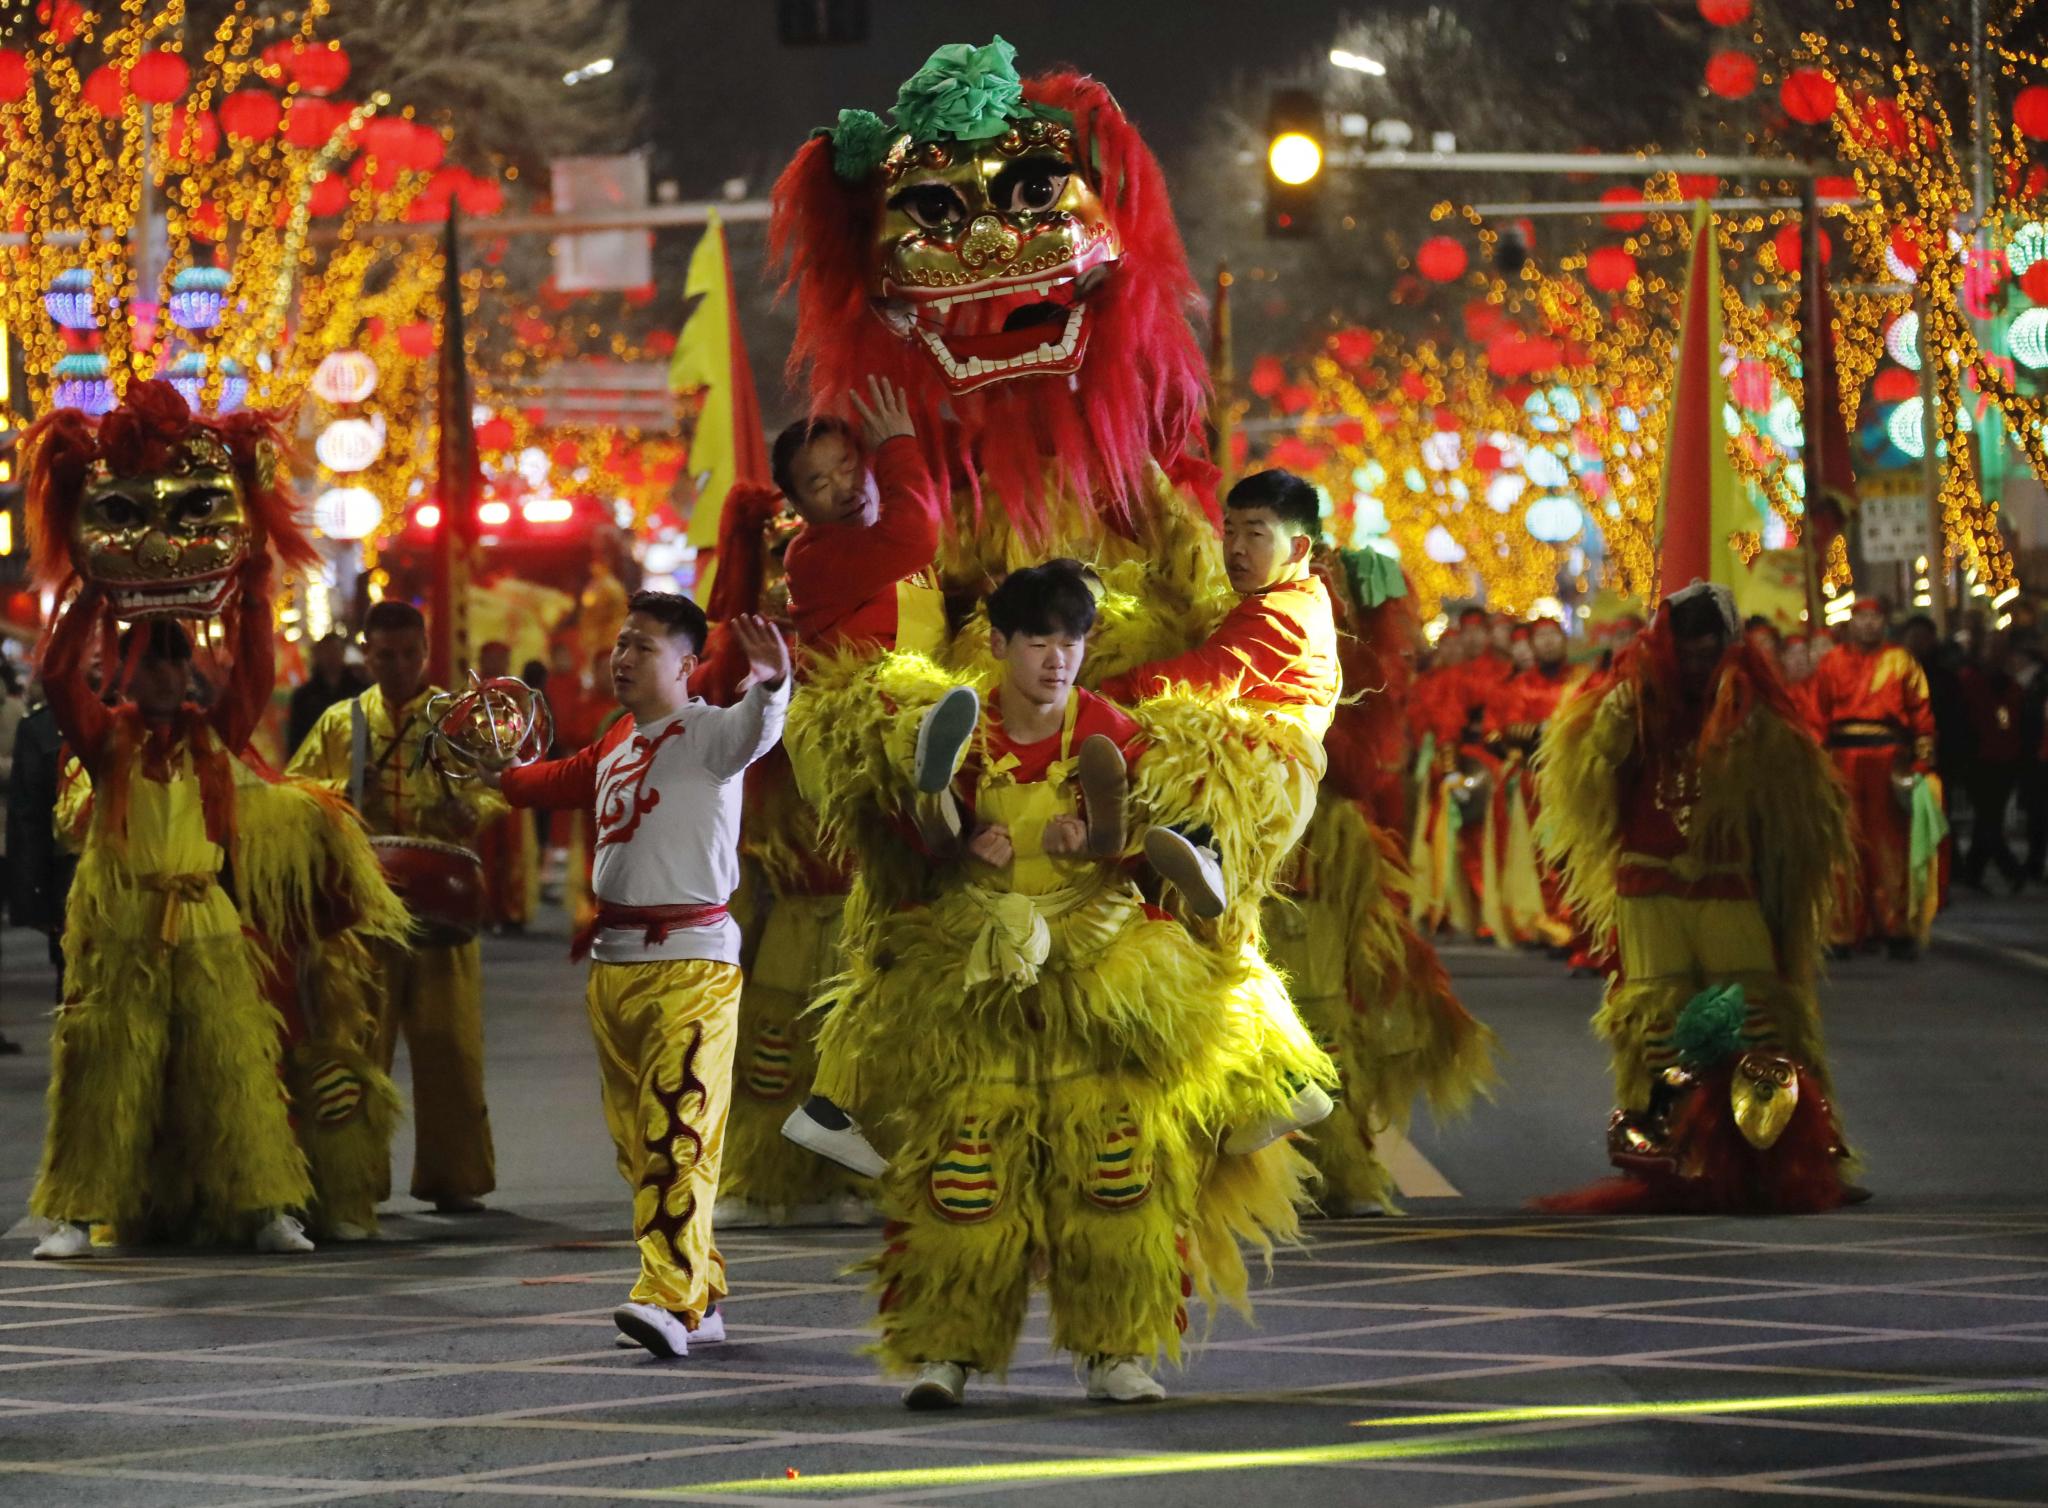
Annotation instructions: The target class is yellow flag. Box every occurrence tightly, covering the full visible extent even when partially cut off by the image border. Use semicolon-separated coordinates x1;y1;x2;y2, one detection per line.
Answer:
668;209;769;550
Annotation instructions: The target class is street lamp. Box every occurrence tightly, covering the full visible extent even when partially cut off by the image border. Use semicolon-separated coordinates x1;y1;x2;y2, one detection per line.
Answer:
563;57;614;86
1329;48;1387;76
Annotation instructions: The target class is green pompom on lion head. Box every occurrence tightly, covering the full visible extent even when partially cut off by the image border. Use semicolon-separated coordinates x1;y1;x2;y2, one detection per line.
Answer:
891;35;1025;145
1671;983;1750;1069
822;108;896;183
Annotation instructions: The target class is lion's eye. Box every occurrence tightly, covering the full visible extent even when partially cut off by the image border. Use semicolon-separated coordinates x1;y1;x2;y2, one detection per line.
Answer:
891;183;969;232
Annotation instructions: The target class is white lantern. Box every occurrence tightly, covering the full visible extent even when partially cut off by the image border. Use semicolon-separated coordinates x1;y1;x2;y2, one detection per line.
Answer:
1423;525;1466;563
311;350;379;406
311;486;383;541
1525;495;1584;543
316;416;386;473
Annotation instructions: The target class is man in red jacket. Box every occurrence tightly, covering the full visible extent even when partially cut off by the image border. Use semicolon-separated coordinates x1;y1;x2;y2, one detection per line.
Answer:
1805;596;1939;957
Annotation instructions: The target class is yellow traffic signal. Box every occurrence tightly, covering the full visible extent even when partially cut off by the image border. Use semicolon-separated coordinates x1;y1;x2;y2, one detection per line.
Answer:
1268;131;1323;186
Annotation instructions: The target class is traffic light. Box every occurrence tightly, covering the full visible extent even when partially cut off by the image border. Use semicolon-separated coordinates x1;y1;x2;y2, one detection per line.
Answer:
1265;89;1324;239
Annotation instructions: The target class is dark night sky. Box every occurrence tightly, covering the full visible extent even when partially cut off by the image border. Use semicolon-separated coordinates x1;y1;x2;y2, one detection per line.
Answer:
624;1;1360;199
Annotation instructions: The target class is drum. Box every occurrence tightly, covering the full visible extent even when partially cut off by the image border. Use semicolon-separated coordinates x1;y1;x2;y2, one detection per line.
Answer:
371;835;485;947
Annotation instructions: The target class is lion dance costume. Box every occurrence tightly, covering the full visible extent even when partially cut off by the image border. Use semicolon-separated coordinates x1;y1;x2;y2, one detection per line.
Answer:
24;381;407;1251
763;37;1453;1391
1534;583;1857;1213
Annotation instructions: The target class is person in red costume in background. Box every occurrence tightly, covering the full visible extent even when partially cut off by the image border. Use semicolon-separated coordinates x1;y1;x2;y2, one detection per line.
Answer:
1480;617;1581;950
1805;595;1940;959
778;377;945;662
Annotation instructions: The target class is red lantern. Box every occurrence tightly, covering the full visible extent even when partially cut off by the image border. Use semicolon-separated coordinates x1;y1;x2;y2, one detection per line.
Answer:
1600;185;1647;232
1772;221;1832;272
1705;50;1758;100
1889;226;1924;277
515;315;554;348
1488;332;1528;377
163;106;218;161
1586;246;1637;293
2017;85;2048;142
1331;327;1376;367
397;321;436;359
1248;355;1286;399
129;49;189;105
1416;235;1468;283
476;416;516;452
1472;442;1503;473
1399;371;1430;401
220;89;283;142
308;174;349;217
1278;383;1315;416
188;201;224;243
0;48;30;103
1780;68;1835;124
455;173;504;217
82;64;125;119
1332;418;1367;448
1854;96;1909;154
1677;173;1721;199
1522;337;1563;374
1871;367;1918;405
2022;263;2048;304
1729;360;1773;410
288;42;351;97
1816;174;1859;201
403;122;444;173
645;330;677;357
551;440;582;468
283;97;345;149
1462;299;1503;342
1697;0;1749;23
37;1;85;43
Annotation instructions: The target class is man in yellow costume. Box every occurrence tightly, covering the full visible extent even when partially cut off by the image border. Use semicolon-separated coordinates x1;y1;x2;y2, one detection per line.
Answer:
1536;582;1859;1212
494;592;791;1357
809;562;1325;1408
24;380;405;1256
289;598;505;1213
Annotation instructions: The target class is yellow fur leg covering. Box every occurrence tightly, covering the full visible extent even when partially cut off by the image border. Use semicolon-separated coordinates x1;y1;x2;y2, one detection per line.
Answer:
721;891;861;1212
290;1036;403;1236
33;928;311;1230
1266;799;1496;1208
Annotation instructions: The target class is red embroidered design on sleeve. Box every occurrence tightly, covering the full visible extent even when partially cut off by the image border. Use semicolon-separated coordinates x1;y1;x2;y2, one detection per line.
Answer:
595;721;687;849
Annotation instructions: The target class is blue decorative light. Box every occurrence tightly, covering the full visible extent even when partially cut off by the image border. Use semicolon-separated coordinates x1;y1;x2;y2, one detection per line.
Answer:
167;352;249;414
168;265;231;332
54;352;114;415
44;268;98;330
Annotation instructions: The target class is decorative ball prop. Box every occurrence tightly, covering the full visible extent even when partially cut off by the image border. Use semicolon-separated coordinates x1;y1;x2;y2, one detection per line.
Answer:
423;674;555;778
1416;235;1468;283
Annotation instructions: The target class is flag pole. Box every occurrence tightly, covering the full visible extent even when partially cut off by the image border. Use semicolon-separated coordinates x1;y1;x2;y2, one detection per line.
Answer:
1798;178;1827;632
431;206;478;687
1210;261;1236;497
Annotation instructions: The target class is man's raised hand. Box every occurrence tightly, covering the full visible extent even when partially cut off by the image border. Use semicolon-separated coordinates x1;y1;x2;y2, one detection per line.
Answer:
850;376;915;446
731;613;790;692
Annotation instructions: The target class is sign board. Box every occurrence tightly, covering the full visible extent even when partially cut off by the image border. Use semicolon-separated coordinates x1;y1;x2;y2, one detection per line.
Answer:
1858;475;1932;565
550;153;653;292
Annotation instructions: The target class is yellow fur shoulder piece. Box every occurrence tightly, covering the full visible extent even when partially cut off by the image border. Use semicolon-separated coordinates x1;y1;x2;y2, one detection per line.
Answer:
231;766;410;953
1532;678;1624;947
1695;707;1850;984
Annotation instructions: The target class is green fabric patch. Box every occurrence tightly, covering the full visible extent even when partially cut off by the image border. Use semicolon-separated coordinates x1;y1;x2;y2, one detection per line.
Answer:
1671;983;1748;1068
894;35;1025;145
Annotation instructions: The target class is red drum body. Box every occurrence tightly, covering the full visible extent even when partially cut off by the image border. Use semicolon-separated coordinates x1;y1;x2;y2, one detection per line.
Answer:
370;835;484;946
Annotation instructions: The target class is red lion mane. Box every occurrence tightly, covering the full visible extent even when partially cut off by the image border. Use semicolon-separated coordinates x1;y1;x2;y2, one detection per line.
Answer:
771;71;1210;546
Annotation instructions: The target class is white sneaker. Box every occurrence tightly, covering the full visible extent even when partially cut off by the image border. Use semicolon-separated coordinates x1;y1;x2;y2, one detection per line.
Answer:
33;1222;92;1260
913;687;980;793
713;1196;772;1229
781;1104;889;1179
1224;1081;1336;1156
690;1307;726;1346
253;1213;316;1254
614;1301;691;1358
327;1220;374;1242
1144;828;1228;918
902;1360;967;1409
1085;1354;1165;1403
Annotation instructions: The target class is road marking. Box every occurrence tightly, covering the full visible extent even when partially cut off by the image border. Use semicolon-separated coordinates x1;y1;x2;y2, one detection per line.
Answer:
1380;1127;1461;1198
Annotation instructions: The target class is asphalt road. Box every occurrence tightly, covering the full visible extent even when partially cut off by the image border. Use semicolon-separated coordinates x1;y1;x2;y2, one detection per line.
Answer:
1;892;2044;1507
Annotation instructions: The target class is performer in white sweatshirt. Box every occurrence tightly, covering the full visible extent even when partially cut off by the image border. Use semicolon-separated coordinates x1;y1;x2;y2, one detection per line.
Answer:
495;590;789;1358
